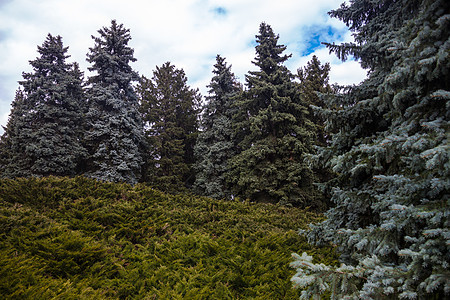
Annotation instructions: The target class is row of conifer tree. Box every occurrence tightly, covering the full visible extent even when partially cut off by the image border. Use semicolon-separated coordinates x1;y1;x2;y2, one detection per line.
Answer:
0;20;332;208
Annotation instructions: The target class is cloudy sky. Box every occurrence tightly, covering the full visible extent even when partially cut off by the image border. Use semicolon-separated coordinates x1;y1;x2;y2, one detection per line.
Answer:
0;0;367;133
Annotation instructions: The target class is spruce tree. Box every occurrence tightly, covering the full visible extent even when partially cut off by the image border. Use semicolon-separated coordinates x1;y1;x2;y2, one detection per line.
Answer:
0;35;86;178
138;62;201;193
84;20;145;184
291;0;450;298
193;55;241;199
0;89;29;177
297;55;333;146
297;56;335;205
228;23;316;206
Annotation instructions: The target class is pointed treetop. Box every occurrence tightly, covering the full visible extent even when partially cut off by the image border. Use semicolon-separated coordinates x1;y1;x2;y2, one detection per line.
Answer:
87;20;138;85
297;55;331;94
90;20;134;55
26;34;70;77
252;22;292;74
207;55;238;103
210;55;233;84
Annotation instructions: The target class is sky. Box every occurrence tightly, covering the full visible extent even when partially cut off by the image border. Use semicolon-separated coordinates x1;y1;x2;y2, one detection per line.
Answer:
0;0;367;134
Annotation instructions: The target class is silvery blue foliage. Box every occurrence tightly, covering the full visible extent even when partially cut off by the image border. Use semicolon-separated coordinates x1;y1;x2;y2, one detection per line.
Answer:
0;34;87;178
292;0;449;298
84;20;145;184
193;55;240;199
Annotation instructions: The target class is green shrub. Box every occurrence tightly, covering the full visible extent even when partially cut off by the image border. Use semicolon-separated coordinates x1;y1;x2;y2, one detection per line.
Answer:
0;177;336;299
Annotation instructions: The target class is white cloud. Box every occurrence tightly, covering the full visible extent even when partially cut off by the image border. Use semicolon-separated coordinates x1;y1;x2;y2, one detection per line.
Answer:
0;0;367;134
0;110;9;131
291;44;368;87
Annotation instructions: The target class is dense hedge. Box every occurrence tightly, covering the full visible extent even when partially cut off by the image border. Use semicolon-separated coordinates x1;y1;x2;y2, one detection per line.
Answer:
0;177;336;299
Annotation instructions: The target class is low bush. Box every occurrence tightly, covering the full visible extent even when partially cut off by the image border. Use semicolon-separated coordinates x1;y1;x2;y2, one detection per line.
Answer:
0;177;337;299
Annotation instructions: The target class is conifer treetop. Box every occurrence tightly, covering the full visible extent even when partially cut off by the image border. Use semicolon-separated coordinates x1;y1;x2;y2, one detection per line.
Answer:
87;20;138;86
26;34;70;77
251;22;292;76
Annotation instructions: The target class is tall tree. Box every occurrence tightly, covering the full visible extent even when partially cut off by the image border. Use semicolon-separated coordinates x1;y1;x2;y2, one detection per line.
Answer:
84;20;145;184
0;89;30;177
297;55;333;146
291;0;450;298
297;56;335;205
0;34;86;178
193;55;241;199
228;23;316;206
138;62;201;193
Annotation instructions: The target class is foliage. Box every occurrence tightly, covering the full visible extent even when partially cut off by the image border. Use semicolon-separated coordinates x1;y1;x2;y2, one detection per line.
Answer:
228;23;317;207
292;0;450;299
193;55;241;200
138;62;201;193
84;20;145;185
297;56;335;207
0;176;336;299
0;35;86;178
297;55;333;147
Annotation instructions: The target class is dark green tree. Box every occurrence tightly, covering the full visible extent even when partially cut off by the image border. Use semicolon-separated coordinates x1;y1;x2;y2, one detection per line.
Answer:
291;0;450;298
193;55;241;199
0;89;29;177
84;20;145;184
297;56;335;205
297;55;333;146
228;23;316;206
0;35;86;178
138;62;201;193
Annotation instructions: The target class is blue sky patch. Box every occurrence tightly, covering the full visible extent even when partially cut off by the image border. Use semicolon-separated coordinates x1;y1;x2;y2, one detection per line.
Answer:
0;30;9;43
212;7;227;16
301;25;346;56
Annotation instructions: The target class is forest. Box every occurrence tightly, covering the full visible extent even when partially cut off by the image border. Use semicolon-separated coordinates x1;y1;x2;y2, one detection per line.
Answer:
0;0;449;299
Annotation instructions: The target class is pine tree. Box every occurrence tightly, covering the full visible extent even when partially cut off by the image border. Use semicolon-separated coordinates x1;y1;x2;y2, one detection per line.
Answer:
193;55;241;199
138;62;201;193
84;20;145;185
0;89;29;177
228;23;316;206
297;56;335;206
0;35;86;178
297;55;333;146
291;0;450;298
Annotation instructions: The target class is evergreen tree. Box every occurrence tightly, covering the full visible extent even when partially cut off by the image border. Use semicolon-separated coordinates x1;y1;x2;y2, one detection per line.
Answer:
297;56;335;205
291;0;450;298
297;55;333;146
193;55;241;199
138;62;201;193
0;89;29;177
228;23;316;206
84;20;145;185
0;35;86;178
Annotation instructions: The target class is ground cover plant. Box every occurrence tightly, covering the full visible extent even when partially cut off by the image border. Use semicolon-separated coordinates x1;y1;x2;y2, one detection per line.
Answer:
0;176;336;299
